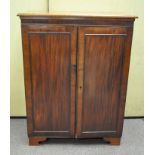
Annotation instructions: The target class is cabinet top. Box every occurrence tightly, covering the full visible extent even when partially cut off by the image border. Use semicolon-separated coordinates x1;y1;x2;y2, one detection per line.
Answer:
18;11;137;19
18;12;137;26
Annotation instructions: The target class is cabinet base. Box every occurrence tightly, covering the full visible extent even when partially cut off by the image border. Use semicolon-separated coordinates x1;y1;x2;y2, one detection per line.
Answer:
104;137;121;145
28;137;121;145
29;137;47;145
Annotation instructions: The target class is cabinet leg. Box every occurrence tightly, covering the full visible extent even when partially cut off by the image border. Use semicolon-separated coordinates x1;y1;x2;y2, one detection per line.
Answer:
104;137;121;145
29;137;47;145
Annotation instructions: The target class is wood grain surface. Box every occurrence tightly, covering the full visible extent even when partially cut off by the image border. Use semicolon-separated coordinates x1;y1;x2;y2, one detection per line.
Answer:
76;26;130;138
20;14;136;145
22;25;76;137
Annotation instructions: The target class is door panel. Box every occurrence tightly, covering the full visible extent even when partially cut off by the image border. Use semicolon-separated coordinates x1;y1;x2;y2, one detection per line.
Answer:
77;27;128;138
22;25;76;137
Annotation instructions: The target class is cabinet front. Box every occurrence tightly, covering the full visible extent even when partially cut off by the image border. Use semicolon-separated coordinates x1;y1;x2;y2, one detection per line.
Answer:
77;26;130;138
22;25;77;137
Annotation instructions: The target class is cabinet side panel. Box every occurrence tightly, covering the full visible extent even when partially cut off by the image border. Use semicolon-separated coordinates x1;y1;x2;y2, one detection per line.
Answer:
21;27;33;136
117;27;134;136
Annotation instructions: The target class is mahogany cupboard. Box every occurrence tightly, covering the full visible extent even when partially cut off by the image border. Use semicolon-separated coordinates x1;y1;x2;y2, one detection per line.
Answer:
18;12;137;145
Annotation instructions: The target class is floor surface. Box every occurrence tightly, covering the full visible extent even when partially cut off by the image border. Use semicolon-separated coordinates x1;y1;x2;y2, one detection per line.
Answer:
10;119;144;155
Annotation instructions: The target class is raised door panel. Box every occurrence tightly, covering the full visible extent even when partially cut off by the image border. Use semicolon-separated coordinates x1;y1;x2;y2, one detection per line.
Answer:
22;25;76;137
77;26;133;138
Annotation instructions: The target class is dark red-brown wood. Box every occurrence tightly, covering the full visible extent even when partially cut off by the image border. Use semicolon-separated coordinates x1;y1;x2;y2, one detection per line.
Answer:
76;26;133;139
104;137;121;145
29;137;47;145
21;25;77;138
19;13;136;145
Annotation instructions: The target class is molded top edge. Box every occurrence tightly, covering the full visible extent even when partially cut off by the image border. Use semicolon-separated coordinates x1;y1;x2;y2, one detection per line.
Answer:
17;11;138;19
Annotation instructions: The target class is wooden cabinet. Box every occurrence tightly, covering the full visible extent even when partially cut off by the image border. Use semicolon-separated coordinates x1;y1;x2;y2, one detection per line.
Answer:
18;12;137;145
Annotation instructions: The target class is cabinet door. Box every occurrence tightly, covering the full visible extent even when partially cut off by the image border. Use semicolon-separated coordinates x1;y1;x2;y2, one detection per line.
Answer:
77;26;133;138
22;25;76;137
